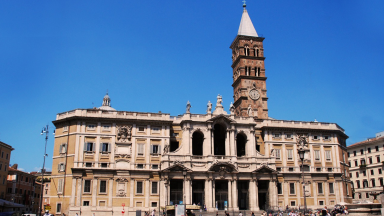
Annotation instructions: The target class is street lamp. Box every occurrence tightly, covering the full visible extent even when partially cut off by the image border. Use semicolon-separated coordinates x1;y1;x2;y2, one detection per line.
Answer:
298;148;307;216
38;125;53;216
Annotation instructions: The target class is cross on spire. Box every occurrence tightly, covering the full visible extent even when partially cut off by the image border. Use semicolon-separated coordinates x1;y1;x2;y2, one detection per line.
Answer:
242;0;246;7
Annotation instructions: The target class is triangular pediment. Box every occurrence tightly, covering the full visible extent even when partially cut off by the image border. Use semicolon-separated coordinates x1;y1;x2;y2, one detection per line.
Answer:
252;165;277;173
207;114;236;124
162;162;192;172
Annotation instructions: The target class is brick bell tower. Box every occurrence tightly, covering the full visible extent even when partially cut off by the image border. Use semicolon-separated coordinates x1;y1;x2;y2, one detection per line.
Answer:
230;3;268;119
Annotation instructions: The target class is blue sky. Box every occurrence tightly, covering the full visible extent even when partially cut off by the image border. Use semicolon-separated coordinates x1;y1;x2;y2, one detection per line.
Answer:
0;1;383;172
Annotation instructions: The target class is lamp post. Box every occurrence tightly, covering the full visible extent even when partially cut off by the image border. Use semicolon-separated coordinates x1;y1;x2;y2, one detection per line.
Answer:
298;148;307;216
38;125;51;216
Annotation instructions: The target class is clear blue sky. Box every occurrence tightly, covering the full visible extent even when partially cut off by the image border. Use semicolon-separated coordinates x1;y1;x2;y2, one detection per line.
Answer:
1;1;383;172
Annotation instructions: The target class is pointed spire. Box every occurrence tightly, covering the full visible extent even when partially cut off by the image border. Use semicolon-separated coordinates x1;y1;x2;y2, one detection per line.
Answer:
238;2;258;37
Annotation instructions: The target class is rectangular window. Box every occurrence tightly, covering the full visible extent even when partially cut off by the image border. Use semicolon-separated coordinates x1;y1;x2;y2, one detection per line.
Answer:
377;156;381;163
137;164;144;169
287;149;293;160
313;135;318;140
324;135;329;140
100;143;111;153
379;178;383;186
100;163;108;168
151;182;158;194
57;203;62;213
348;152;350;157
285;134;292;139
138;126;145;132
370;170;374;175
315;150;320;161
5;154;8;159
58;179;64;193
353;151;356;156
371;179;376;187
152;127;160;133
325;150;331;161
289;167;294;172
83;201;90;206
289;183;295;195
354;161;358;166
151;202;158;207
274;133;281;138
100;180;107;193
318;183;323;194
63;126;68;132
369;157;373;164
316;168;321;172
152;164;159;169
85;163;92;167
58;163;65;172
59;144;67;154
277;182;282;194
361;159;366;165
150;145;159;154
102;125;111;131
275;149;281;160
136;181;143;194
379;169;382;174
84;180;91;193
360;149;364;155
328;168;333;172
1;152;3;158
358;193;362;199
368;148;371;153
356;172;359;177
366;193;369;198
363;180;368;188
356;180;360;188
88;124;96;130
375;146;379;152
290;201;295;206
137;144;144;156
329;183;334;194
363;170;366;176
84;142;94;152
319;201;324;206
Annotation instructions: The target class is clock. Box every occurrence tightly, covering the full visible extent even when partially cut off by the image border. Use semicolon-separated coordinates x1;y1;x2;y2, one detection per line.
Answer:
249;89;260;100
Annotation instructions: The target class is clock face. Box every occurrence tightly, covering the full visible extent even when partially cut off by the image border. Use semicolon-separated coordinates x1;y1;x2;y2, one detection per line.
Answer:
249;89;260;100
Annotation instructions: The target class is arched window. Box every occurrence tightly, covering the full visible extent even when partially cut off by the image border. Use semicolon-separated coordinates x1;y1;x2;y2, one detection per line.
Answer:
244;46;250;56
256;49;259;57
236;133;246;157
192;131;204;156
255;67;259;77
214;124;226;155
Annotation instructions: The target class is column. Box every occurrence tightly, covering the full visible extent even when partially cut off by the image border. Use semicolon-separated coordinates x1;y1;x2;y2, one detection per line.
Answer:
92;178;98;206
76;178;82;206
283;182;288;207
211;129;214;156
108;178;113;207
225;130;230;156
313;182;317;207
255;180;259;211
320;145;325;168
111;123;116;167
160;179;165;207
296;181;301;207
324;182;329;205
130;179;134;207
205;179;212;211
70;178;76;206
145;179;150;207
248;180;254;211
228;180;232;209
95;136;100;168
185;178;191;204
230;128;235;157
232;179;238;210
212;180;216;210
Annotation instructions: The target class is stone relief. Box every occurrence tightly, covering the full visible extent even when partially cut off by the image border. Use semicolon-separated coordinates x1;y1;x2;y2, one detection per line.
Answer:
163;142;169;154
296;134;309;149
117;125;132;142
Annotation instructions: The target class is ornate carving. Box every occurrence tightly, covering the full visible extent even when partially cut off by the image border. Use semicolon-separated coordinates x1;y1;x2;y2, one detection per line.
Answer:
114;154;130;159
117;190;126;197
163;143;169;154
117;126;132;142
116;177;129;182
238;164;250;168
247;104;253;117
296;134;309;149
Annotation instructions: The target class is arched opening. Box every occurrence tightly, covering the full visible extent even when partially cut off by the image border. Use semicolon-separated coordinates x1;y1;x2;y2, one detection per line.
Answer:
256;49;259;57
214;124;226;155
192;131;204;155
237;133;246;157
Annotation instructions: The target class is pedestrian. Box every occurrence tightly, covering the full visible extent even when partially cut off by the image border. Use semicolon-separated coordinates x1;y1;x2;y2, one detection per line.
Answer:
239;212;243;216
152;209;156;216
251;212;255;216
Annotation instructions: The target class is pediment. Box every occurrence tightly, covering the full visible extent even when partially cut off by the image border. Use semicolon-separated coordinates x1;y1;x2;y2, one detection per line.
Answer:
252;165;277;173
208;114;236;124
208;161;238;173
162;163;192;172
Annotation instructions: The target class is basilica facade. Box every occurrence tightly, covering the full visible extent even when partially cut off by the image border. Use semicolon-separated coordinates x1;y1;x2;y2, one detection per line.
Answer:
49;4;351;216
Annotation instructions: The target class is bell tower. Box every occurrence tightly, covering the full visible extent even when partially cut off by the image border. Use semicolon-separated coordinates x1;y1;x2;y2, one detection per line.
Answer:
230;3;268;118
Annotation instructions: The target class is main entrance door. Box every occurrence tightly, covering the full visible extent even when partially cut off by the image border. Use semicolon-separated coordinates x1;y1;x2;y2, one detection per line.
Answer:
215;180;228;210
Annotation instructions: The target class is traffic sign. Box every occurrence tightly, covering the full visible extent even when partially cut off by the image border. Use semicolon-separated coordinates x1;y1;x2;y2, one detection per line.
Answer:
44;205;51;210
122;203;125;207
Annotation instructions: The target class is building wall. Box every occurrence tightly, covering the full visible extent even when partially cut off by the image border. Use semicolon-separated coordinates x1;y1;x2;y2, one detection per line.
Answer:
347;136;384;202
0;142;14;200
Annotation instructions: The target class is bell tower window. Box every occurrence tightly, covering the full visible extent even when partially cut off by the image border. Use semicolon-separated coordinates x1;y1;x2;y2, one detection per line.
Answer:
244;46;250;56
